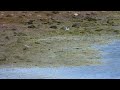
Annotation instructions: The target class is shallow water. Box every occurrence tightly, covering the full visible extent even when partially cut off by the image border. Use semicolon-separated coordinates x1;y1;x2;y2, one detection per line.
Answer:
0;40;120;79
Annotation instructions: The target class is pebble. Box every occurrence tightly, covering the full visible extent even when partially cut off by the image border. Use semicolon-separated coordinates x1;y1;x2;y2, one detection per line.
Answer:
50;25;57;29
72;23;80;28
74;13;79;16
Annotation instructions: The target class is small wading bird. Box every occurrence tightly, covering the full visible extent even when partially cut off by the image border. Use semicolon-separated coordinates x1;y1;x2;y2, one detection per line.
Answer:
61;26;70;31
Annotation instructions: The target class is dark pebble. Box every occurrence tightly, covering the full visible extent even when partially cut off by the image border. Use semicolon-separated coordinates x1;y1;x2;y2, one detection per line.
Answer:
72;23;80;28
5;36;10;40
13;62;17;63
35;42;40;44
95;29;103;32
50;25;57;29
11;28;16;31
75;48;80;49
27;20;35;24
0;44;4;46
23;47;28;50
52;11;59;14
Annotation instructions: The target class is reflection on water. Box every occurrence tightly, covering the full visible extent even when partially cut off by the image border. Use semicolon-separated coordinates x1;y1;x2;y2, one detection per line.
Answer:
0;40;120;79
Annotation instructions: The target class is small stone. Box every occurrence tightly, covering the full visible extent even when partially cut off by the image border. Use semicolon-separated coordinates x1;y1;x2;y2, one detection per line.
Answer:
74;13;79;16
23;47;28;50
13;62;17;63
0;44;4;46
72;23;80;28
50;25;57;29
5;36;10;40
52;11;59;14
1;14;4;16
27;20;34;24
35;42;40;44
56;21;62;25
13;32;17;36
75;47;80;49
11;28;16;31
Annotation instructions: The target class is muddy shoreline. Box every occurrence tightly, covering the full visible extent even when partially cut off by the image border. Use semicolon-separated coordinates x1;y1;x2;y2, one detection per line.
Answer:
0;11;120;68
1;40;120;79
